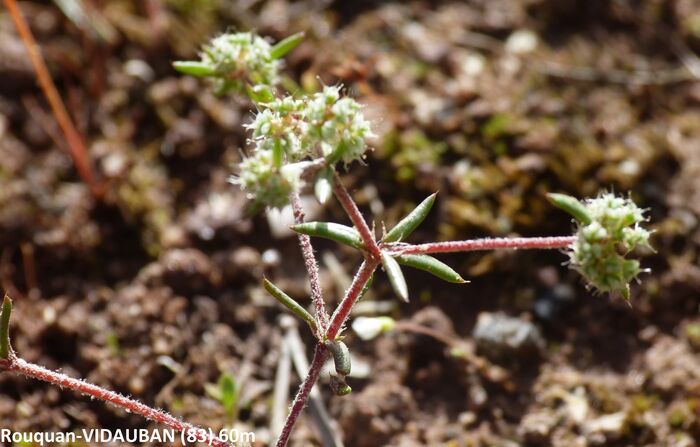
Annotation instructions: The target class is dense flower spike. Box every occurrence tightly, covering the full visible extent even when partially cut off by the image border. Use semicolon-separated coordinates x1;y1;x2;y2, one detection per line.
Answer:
305;86;374;165
200;32;280;93
230;150;305;209
563;193;651;300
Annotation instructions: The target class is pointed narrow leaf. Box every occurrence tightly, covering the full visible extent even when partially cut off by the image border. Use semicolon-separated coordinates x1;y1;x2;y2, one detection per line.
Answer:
396;254;467;284
172;61;217;77
263;278;317;332
383;193;437;242
0;294;11;359
292;222;363;250
546;193;592;225
381;252;408;302
246;84;275;103
314;168;333;204
270;32;305;59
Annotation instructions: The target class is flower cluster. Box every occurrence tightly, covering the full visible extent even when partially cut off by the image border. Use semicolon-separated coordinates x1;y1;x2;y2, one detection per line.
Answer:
305;86;374;165
567;193;651;299
234;88;373;208
231;151;304;209
182;32;281;94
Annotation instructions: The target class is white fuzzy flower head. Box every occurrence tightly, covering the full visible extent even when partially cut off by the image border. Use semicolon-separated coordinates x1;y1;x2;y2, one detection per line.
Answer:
351;316;396;341
200;32;280;94
229;150;302;209
305;86;374;165
568;193;651;300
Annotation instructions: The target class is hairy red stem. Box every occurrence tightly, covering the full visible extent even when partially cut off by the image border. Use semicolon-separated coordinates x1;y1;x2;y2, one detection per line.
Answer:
289;192;329;333
326;259;379;340
275;343;329;447
387;236;577;255
4;0;100;197
332;175;381;260
2;355;230;447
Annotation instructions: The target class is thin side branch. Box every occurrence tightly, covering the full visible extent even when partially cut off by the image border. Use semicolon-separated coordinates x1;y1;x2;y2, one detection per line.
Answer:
3;0;99;195
275;342;329;447
332;175;381;260
289;192;329;333
326;259;379;340
386;236;576;255
2;356;230;447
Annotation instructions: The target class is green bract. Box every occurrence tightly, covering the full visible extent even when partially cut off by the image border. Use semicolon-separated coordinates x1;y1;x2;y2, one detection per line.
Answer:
562;193;651;300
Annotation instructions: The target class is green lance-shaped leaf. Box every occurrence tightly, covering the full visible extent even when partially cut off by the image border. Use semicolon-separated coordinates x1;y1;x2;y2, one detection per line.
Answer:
172;61;217;77
396;254;467;284
382;193;437;242
325;340;351;376
270;32;305;59
263;278;317;333
0;294;12;359
547;193;592;225
246;84;276;104
314;168;333;204
292;222;364;250
381;252;409;302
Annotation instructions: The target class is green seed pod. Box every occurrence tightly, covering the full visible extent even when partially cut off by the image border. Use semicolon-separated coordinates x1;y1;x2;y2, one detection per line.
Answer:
291;222;364;250
395;254;467;284
326;340;351;376
382;193;437;242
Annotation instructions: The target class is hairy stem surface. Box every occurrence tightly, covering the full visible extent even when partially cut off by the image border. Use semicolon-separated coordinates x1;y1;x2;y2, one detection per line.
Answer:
387;236;576;255
2;356;230;447
327;259;379;340
332;175;381;260
289;192;329;333
275;343;329;447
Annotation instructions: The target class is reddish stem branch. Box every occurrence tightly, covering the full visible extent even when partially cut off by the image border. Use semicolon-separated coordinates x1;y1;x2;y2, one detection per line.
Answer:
1;355;230;447
289;192;329;333
388;236;577;255
326;259;379;340
275;343;329;447
3;0;99;196
332;175;381;260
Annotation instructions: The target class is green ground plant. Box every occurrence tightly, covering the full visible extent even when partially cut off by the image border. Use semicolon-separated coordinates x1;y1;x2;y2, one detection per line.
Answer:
0;29;651;447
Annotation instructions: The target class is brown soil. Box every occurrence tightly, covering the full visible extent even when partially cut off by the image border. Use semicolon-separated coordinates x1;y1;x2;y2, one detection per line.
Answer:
1;1;700;446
